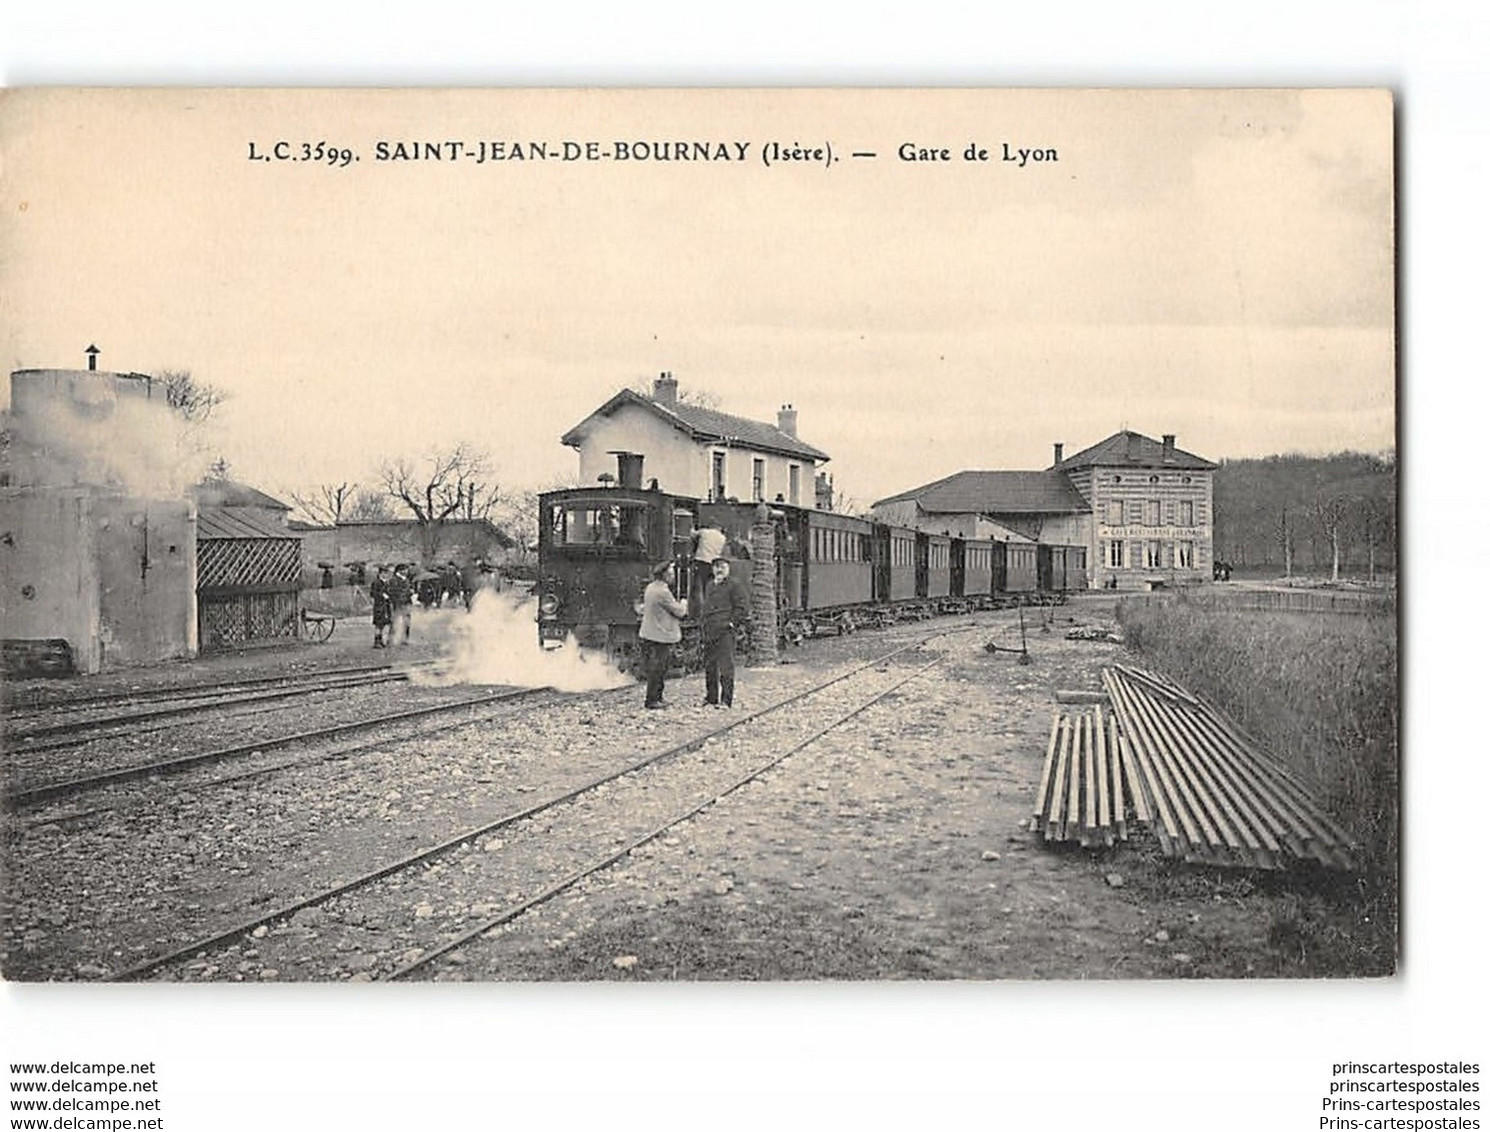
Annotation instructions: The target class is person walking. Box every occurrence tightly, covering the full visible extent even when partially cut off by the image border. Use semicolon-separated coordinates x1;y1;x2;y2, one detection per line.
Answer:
369;565;392;648
700;557;750;708
639;560;688;710
387;564;414;646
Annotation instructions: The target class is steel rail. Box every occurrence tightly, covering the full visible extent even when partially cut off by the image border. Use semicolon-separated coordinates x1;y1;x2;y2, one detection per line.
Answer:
3;662;403;714
1031;710;1060;829
1118;677;1237;860
108;633;950;983
388;653;948;981
16;688;581;833
5;685;542;809
6;670;417;744
1102;668;1185;854
1131;680;1287;862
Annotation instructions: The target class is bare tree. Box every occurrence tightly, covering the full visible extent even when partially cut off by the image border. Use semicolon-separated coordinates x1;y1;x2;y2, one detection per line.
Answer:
343;488;395;522
1312;491;1351;584
292;482;357;526
379;443;500;561
156;370;225;424
1274;505;1295;579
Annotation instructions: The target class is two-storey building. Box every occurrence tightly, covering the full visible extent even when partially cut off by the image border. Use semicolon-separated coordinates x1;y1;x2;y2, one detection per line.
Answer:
560;373;829;506
1053;431;1215;588
870;430;1216;590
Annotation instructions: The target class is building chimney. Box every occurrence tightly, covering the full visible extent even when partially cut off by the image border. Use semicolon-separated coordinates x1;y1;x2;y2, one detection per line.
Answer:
86;344;100;371
1053;442;1064;465
653;371;678;406
1162;434;1176;462
778;403;798;438
1126;432;1142;462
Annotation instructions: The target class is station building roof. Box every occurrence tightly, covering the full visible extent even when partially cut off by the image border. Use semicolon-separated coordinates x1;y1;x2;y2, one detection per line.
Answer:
873;470;1090;515
562;389;830;463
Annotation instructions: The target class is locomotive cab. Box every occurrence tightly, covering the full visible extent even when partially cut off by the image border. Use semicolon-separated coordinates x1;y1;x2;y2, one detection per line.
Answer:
536;484;699;663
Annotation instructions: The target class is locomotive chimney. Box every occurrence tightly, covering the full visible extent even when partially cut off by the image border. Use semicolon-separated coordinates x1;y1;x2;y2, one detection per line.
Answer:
86;344;100;372
778;403;798;438
614;451;644;490
653;371;678;406
1162;433;1176;462
1052;441;1064;465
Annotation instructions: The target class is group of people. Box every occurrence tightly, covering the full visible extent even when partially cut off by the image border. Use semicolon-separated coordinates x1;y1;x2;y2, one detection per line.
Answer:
368;558;496;648
369;564;415;648
639;527;752;710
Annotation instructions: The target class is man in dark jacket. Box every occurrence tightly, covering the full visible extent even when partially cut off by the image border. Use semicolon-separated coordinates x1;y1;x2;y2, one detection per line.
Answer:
699;557;750;707
370;565;392;648
386;565;414;645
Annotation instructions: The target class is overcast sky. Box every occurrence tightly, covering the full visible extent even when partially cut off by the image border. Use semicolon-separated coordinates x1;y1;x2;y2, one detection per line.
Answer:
2;87;1393;507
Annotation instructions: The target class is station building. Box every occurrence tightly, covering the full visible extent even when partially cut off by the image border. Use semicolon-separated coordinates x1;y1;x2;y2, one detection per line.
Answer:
870;430;1216;590
560;372;830;507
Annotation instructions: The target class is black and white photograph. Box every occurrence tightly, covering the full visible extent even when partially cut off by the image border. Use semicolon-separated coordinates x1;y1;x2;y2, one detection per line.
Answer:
0;23;1479;1125
1;86;1396;986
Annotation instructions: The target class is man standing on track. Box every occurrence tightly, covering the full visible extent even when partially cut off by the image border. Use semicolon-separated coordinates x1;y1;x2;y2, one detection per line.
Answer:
639;560;688;710
700;556;750;708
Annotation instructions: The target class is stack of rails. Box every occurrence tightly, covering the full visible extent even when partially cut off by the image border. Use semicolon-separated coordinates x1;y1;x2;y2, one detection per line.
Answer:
1031;704;1143;848
1032;666;1356;871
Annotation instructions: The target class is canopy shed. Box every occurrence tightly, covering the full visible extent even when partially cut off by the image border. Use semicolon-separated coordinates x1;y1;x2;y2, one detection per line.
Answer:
196;507;302;650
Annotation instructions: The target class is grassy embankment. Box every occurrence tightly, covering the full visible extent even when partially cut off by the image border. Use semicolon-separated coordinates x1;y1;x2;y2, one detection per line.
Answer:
1117;595;1398;975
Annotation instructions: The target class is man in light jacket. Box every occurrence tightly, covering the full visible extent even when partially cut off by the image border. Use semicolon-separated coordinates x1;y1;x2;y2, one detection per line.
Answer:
639;560;688;709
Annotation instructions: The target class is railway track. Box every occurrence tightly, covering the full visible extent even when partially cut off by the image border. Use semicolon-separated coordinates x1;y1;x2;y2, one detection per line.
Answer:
3;662;402;715
4;665;435;748
103;633;953;982
4;683;550;809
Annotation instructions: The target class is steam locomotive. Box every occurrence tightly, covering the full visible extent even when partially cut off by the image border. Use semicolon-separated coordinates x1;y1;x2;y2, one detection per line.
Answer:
536;457;1088;665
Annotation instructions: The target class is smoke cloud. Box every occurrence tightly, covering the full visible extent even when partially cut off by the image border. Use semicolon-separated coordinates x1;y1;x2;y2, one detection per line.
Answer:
12;386;213;498
415;589;634;693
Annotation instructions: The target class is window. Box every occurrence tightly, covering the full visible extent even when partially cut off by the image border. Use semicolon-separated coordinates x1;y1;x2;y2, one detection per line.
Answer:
1105;499;1124;526
1104;540;1124;569
1175;541;1195;569
551;502;651;552
711;452;726;501
1144;540;1164;569
1177;500;1194;527
752;458;765;502
789;464;801;505
1144;499;1162;526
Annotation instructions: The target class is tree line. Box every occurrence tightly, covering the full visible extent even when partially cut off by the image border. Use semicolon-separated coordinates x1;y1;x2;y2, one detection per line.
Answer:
1211;451;1396;581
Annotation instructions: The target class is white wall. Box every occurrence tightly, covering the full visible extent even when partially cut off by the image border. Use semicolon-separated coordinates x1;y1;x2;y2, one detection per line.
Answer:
574;402;816;502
